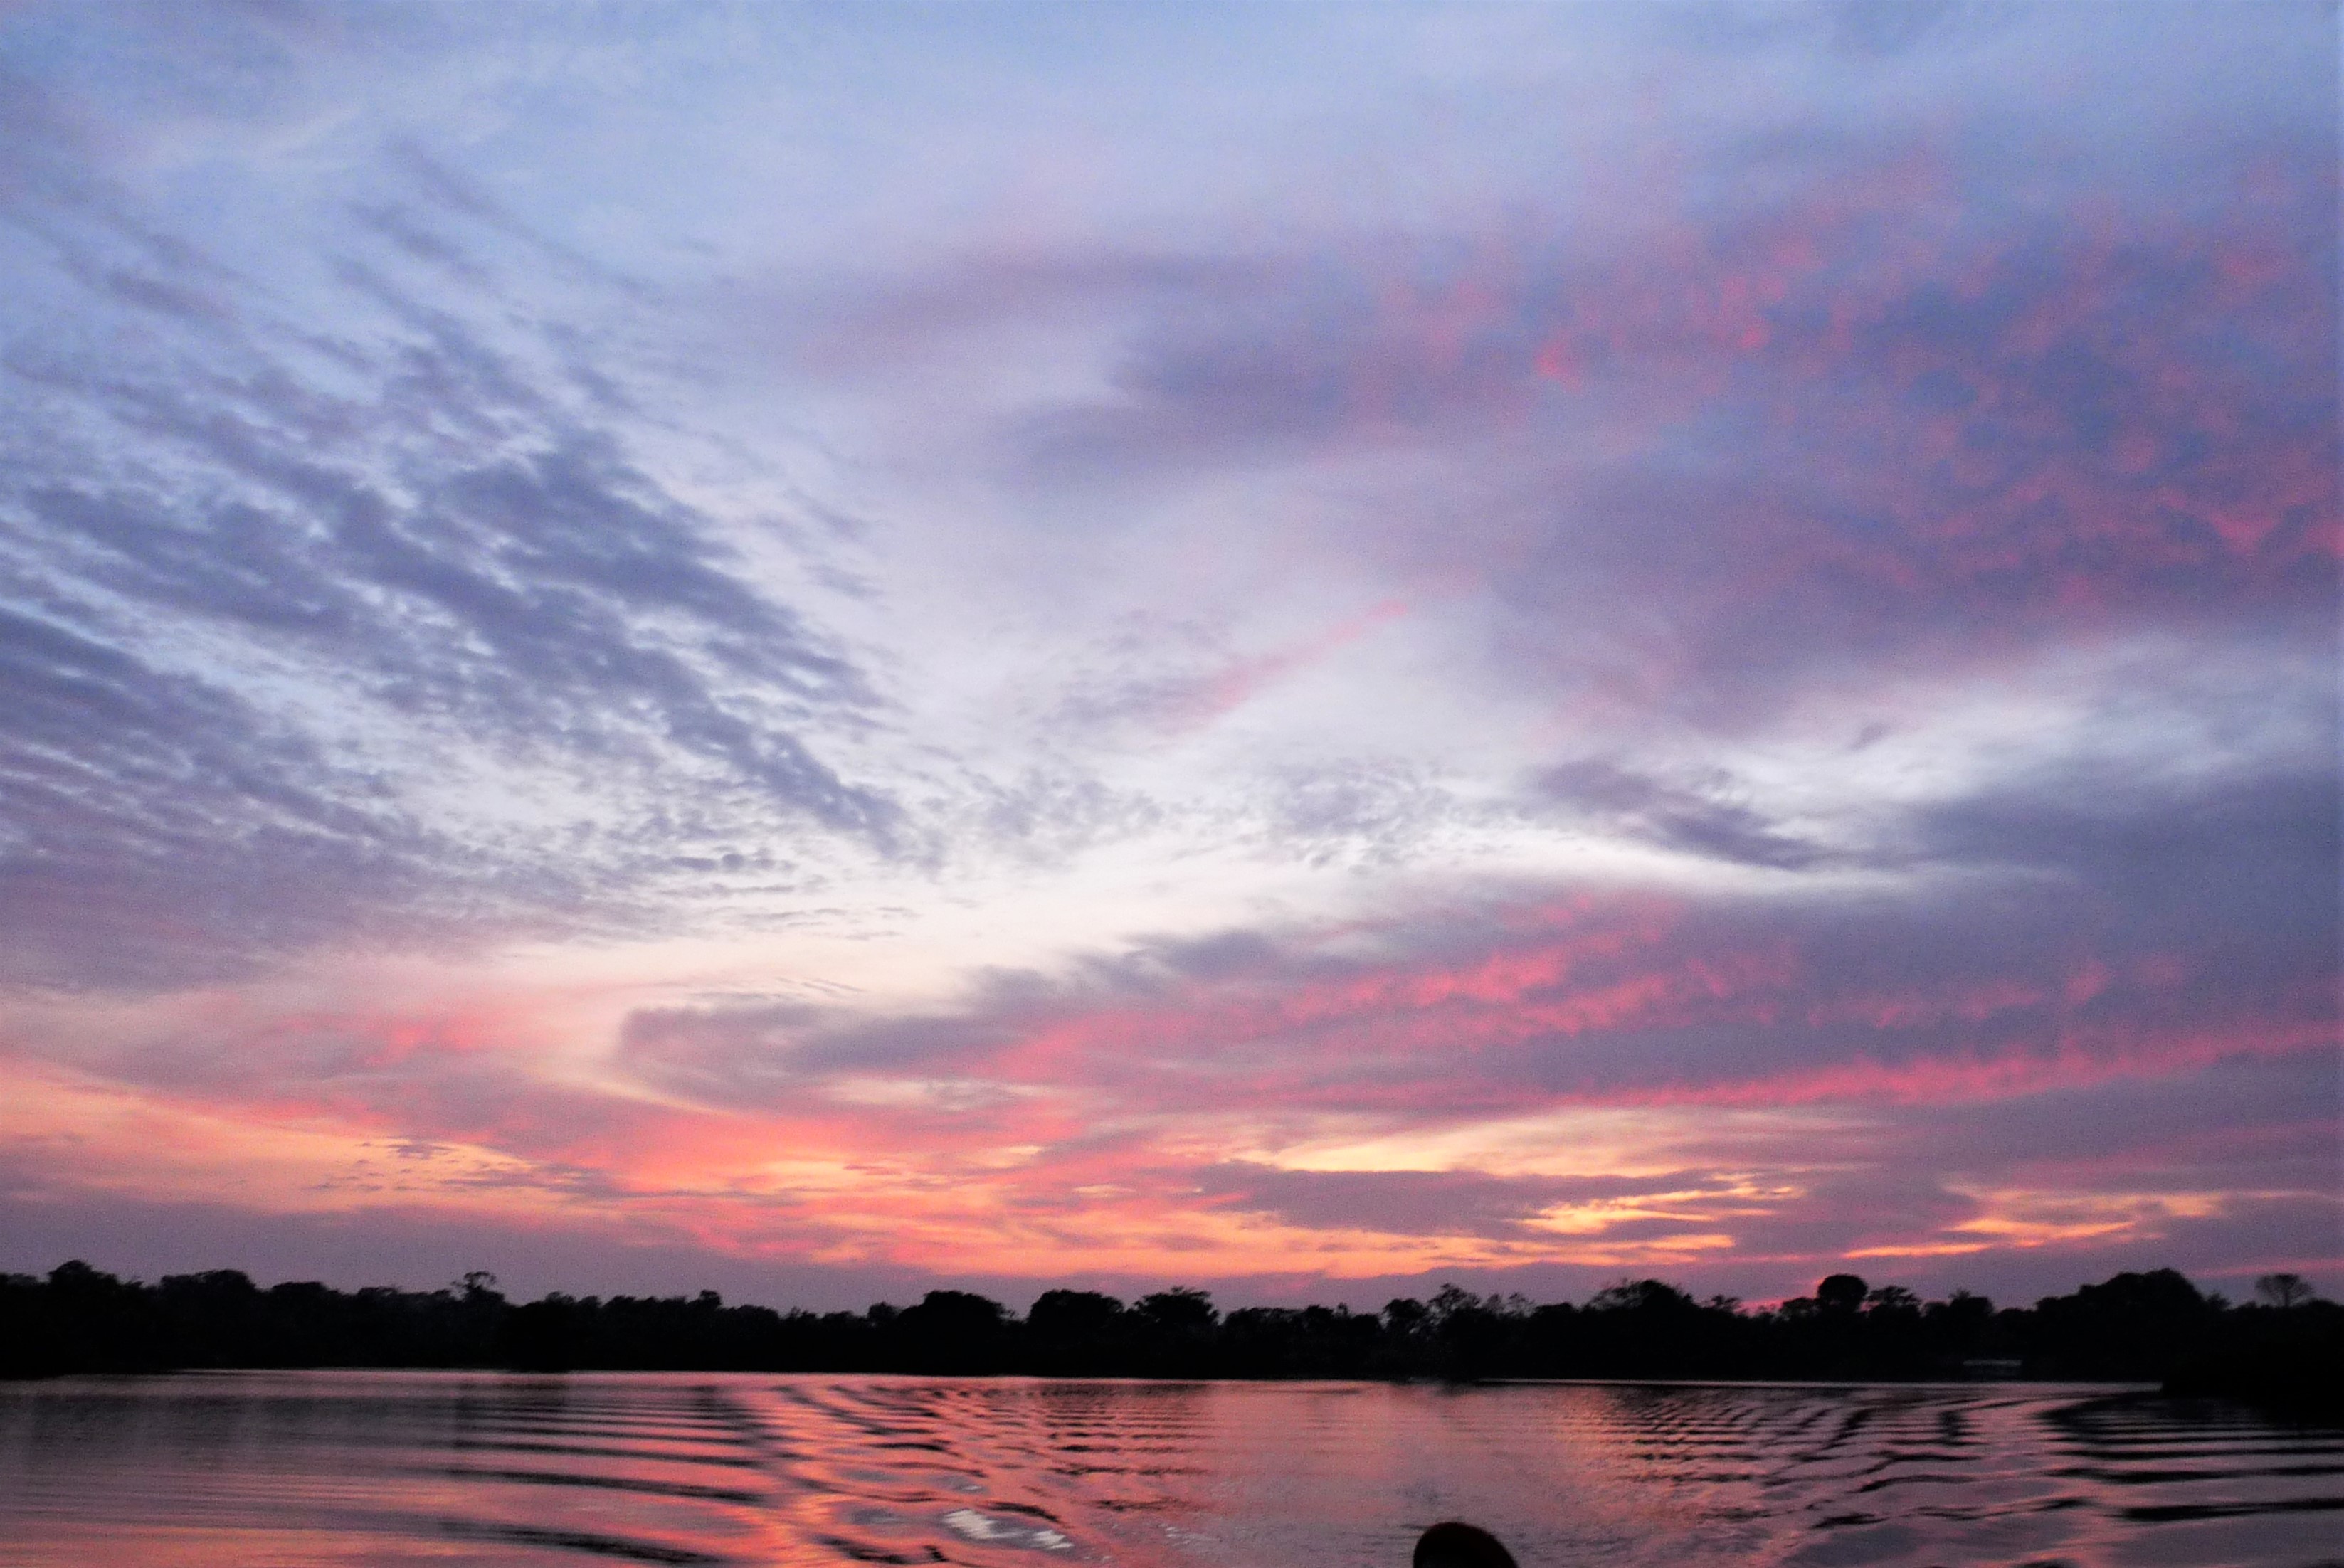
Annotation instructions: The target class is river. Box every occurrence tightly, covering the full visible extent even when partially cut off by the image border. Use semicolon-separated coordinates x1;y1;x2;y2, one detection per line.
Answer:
1;1372;2336;1567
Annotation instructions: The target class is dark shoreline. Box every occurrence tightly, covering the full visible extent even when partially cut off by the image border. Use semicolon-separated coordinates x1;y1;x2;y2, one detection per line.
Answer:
6;1261;2337;1413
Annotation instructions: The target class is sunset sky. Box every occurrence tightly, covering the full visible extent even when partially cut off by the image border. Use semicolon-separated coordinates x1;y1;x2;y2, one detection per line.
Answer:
0;1;2334;1312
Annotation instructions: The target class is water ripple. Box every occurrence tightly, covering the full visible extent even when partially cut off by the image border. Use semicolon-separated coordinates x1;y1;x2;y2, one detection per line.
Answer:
2;1372;2339;1567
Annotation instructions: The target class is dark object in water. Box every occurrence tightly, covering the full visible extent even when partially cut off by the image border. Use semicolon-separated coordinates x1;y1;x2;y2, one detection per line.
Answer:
1415;1522;1518;1568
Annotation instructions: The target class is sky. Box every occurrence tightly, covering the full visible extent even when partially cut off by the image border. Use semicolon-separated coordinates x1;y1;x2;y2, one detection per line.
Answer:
0;0;2335;1313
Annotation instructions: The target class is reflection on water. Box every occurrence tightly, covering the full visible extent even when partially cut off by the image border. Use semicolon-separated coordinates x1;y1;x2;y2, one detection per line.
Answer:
1;1373;2337;1567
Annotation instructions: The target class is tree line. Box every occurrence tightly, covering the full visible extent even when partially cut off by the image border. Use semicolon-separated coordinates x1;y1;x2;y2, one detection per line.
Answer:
3;1261;2333;1410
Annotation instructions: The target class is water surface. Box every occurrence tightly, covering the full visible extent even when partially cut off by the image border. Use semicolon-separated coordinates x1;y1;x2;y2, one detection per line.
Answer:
1;1372;2336;1567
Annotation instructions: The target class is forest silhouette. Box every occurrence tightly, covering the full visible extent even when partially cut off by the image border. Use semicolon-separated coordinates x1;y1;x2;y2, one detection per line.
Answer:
4;1262;2334;1411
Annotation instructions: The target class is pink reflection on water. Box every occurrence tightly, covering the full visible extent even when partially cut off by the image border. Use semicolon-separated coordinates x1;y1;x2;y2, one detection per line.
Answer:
1;1372;2336;1568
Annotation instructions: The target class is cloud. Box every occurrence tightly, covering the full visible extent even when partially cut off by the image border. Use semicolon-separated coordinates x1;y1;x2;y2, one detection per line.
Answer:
0;107;903;987
1189;1162;1761;1242
1533;760;1826;869
767;11;2333;745
1904;756;2340;939
0;598;485;989
617;759;2335;1125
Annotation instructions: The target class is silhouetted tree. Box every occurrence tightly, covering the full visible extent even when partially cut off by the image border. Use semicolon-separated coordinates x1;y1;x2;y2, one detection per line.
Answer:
2030;1268;2219;1379
1026;1289;1126;1374
497;1293;586;1372
1029;1288;1125;1337
1383;1296;1432;1339
893;1290;1011;1373
1136;1286;1217;1331
1129;1286;1218;1374
2256;1272;2315;1308
2;1257;2330;1410
1816;1273;1869;1313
